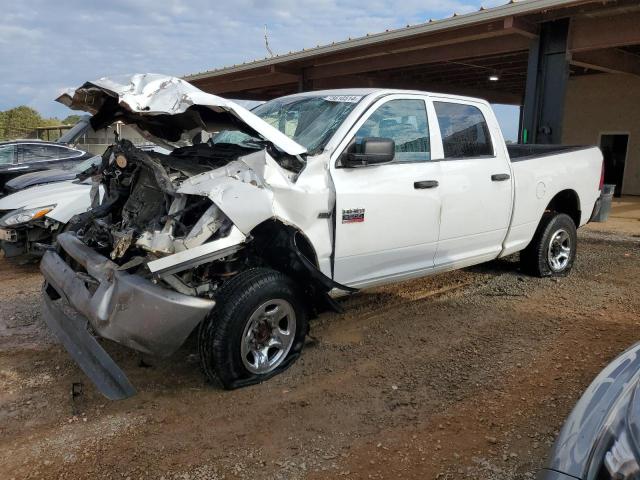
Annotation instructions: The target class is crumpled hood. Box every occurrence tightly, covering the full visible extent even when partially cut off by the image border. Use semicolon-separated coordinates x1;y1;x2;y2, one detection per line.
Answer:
56;74;307;156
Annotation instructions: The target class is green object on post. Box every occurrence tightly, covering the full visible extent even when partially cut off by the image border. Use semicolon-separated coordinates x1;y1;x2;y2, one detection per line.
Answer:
522;128;528;144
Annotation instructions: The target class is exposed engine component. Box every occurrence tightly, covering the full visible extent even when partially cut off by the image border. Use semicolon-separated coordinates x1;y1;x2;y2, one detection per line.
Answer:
69;140;251;297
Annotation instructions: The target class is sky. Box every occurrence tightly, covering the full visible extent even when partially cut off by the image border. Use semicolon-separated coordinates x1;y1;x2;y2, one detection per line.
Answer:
0;0;519;140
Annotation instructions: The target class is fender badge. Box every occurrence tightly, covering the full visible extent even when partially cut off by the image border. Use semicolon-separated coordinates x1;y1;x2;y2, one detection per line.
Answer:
342;208;365;224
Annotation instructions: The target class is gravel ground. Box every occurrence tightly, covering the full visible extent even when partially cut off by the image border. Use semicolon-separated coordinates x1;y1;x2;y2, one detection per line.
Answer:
0;228;638;480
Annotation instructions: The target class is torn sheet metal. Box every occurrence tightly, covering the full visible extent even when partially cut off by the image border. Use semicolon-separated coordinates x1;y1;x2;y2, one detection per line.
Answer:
146;226;246;275
56;74;307;156
177;148;335;276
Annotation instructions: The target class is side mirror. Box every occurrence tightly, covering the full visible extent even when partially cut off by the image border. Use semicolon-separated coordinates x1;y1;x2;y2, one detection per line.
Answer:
344;137;395;167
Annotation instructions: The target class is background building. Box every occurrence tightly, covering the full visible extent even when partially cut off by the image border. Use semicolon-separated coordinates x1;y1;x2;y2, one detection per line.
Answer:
184;0;640;196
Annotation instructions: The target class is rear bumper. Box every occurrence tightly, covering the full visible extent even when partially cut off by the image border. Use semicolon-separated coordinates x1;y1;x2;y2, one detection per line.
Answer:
589;196;602;223
40;232;215;398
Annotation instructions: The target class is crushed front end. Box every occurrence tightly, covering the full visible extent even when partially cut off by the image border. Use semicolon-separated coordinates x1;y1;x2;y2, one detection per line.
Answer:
40;139;264;399
41;233;215;399
40;74;346;399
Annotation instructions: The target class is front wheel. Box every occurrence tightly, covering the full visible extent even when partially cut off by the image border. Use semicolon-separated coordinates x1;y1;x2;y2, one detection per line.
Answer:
198;268;308;389
520;212;577;277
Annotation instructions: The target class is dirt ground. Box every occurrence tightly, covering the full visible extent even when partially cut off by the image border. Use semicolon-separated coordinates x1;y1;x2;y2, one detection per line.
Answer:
1;226;639;480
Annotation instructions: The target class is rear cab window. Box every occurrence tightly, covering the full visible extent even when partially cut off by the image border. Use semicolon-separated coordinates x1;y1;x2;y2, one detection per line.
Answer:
433;102;494;159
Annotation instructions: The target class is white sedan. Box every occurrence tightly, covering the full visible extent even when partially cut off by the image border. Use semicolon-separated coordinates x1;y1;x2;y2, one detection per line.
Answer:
0;179;97;258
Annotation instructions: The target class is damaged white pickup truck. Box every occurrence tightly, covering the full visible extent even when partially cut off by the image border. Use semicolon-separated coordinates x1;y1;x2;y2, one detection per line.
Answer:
41;74;604;399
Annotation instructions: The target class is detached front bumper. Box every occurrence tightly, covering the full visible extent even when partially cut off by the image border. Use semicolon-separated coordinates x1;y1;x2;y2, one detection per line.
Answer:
41;232;215;399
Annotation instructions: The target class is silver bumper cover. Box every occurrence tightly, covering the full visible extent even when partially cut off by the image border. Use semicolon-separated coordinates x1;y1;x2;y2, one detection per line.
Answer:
40;232;215;399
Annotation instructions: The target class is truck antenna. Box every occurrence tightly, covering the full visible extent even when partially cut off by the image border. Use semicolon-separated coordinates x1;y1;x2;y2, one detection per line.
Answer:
264;24;274;57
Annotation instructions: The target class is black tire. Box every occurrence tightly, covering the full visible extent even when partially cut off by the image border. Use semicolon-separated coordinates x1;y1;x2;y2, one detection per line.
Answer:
198;268;308;389
520;212;577;277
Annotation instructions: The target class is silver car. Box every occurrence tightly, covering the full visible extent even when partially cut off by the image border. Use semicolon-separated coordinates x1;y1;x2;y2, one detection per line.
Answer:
538;342;640;479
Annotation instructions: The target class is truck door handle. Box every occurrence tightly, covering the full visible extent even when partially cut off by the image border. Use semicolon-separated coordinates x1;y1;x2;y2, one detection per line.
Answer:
491;173;510;182
414;180;439;189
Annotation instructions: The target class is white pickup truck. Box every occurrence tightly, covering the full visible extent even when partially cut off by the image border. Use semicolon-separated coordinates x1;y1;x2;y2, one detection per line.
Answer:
41;74;603;399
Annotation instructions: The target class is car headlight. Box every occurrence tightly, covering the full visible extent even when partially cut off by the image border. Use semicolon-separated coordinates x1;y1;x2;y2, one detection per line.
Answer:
604;383;640;479
605;429;640;479
588;382;640;479
0;205;56;227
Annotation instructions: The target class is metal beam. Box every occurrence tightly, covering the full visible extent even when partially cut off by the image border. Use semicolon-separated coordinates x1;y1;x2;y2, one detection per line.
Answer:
306;35;531;81
570;48;640;76
307;18;536;67
270;64;301;76
569;11;640;52
503;16;538;39
195;72;299;93
311;75;522;104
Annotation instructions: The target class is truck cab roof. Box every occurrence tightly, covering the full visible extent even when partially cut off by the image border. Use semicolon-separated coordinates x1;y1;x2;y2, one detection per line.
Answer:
278;88;491;106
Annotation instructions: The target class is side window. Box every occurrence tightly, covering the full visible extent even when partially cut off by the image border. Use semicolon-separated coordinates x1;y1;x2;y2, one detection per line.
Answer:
45;145;81;160
0;145;16;165
434;102;494;159
355;99;430;162
19;144;55;163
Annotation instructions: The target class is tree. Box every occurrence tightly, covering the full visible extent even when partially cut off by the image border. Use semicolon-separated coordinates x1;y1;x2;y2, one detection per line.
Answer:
0;106;68;141
62;114;83;125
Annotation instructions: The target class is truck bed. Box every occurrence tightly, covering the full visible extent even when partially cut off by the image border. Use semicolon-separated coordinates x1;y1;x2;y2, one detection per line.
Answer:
507;144;593;161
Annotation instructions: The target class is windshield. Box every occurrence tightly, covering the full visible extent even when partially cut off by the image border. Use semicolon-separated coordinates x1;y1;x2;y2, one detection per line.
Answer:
212;94;363;155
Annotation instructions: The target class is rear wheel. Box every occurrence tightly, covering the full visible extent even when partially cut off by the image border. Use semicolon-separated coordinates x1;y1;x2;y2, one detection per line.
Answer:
520;212;577;277
198;268;308;389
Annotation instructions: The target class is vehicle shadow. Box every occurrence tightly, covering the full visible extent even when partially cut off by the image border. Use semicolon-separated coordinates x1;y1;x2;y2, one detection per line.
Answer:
55;254;528;401
465;253;521;276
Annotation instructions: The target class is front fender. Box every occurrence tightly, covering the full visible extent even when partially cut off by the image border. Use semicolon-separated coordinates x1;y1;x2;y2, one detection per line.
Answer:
177;156;276;235
177;150;334;277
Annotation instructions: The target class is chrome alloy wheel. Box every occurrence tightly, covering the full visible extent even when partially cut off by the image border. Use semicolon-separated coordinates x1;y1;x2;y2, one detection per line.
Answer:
547;228;572;272
240;299;296;374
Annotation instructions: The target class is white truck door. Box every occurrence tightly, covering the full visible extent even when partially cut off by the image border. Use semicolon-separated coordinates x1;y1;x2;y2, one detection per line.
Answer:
330;95;442;287
430;99;513;268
